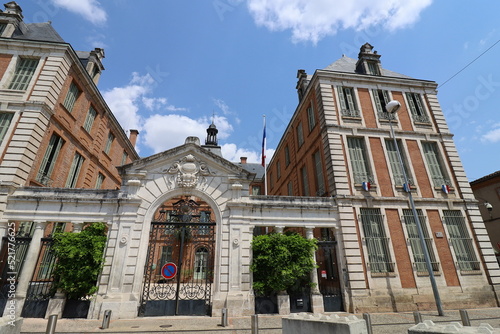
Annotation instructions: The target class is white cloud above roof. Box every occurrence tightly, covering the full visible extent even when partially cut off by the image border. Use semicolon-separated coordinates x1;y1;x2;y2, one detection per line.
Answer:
246;0;433;43
51;0;107;24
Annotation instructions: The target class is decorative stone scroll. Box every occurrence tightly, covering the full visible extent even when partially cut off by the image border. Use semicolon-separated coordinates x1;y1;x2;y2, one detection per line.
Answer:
165;154;211;188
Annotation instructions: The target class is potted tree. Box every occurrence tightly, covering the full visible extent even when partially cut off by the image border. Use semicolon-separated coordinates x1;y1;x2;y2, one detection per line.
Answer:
51;222;107;318
251;232;317;314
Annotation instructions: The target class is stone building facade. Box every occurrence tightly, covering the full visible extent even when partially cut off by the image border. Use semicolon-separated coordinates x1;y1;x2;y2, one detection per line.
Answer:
266;43;500;312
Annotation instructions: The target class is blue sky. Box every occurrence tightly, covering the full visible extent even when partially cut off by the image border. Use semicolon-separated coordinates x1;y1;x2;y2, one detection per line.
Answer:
19;0;500;181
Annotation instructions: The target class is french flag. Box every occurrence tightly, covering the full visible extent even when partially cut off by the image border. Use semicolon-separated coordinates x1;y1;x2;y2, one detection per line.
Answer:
362;181;370;191
261;119;266;167
403;183;411;192
441;184;450;194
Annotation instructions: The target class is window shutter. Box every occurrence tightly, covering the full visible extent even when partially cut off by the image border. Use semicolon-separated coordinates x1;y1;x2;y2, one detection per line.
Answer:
0;113;14;145
372;89;383;113
337;87;347;111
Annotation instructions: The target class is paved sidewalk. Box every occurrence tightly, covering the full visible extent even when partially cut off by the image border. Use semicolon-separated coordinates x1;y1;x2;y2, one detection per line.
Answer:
19;307;500;334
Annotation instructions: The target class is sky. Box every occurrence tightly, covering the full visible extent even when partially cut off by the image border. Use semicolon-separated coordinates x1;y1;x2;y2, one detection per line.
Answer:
18;0;500;181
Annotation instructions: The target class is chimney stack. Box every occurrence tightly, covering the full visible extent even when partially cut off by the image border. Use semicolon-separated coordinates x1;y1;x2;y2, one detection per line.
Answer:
240;157;247;164
129;129;139;147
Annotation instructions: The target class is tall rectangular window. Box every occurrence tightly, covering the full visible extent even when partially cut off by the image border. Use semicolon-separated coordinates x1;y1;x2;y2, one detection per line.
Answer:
338;86;360;117
360;208;394;273
0;112;14;145
403;209;439;272
367;61;381;75
83;106;97;132
406;92;430;123
301;166;309;196
313;150;325;196
443;210;480;271
158;246;173;275
36;134;64;186
104;132;114;155
284;145;291;166
422;142;450;187
385;139;413;187
252;186;261;195
347;137;372;184
95;173;105;189
296;122;304;147
307;104;316;131
63;82;80;112
372;89;394;120
121;151;128;165
287;181;293;196
276;160;281;179
8;57;39;91
65;152;84;188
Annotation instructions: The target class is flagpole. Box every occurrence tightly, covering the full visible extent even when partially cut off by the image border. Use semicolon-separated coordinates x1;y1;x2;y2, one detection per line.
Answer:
262;115;267;196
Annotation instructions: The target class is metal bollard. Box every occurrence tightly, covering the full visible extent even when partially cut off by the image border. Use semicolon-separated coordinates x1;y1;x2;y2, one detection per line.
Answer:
221;308;228;327
413;311;422;324
363;313;373;334
101;309;112;329
460;309;471;326
45;314;57;334
251;314;259;334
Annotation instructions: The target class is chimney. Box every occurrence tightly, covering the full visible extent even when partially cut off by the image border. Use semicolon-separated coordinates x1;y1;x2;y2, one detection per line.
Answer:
129;129;139;147
240;157;247;164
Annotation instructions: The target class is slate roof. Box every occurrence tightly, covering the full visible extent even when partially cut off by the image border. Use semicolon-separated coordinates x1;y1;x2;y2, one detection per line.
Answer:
323;55;413;79
236;163;265;180
12;22;65;43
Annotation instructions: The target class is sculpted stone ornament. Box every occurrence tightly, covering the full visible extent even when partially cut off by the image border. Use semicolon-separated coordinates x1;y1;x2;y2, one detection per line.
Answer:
166;154;211;188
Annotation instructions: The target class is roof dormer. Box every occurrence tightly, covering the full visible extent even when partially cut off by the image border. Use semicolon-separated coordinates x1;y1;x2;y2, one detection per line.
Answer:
355;43;382;76
0;1;25;38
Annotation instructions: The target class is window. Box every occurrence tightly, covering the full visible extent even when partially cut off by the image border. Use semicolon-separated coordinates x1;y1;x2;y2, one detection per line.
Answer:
347;137;373;184
0;23;6;36
403;209;439;272
63;82;80;112
385;139;414;187
252;186;261;195
301;166;309;196
8;57;39;91
372;89;395;121
158;246;173;276
104;132;114;155
307;104;316;131
287;181;293;196
199;210;211;235
422;142;450;187
367;61;381;75
405;92;430;123
0;112;14;145
276;161;281;179
65;152;84;188
83;106;97;132
296;122;304;147
338;86;360;117
36;134;64;186
313;150;325;196
443;210;480;271
284;145;290;166
360;208;394;273
121;151;129;165
194;247;209;280
95;173;105;189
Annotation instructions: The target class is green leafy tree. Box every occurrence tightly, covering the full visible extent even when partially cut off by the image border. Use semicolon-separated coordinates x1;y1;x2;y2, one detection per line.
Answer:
251;232;317;295
51;222;107;300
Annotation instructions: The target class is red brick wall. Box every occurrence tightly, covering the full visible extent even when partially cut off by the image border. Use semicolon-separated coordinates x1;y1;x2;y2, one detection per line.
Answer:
0;54;12;80
369;137;394;197
386;208;416;288
391;91;414;132
359;88;377;128
406;140;434;198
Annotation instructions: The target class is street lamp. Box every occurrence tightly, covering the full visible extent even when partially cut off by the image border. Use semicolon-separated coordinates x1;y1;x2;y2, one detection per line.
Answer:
386;100;444;316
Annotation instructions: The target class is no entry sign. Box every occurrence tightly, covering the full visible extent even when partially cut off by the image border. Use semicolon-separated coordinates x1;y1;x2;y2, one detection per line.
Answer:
161;262;177;279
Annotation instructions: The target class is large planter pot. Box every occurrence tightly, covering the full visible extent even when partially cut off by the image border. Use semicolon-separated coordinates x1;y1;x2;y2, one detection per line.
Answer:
254;293;278;314
62;299;90;318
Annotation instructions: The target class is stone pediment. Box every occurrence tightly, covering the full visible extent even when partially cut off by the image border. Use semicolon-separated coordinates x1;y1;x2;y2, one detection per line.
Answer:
118;137;255;186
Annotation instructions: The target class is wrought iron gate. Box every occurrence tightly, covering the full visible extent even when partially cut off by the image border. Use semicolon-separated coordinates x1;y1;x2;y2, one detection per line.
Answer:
317;239;343;312
139;199;216;316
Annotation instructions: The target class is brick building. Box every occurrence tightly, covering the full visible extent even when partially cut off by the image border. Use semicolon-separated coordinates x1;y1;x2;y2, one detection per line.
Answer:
266;43;500;312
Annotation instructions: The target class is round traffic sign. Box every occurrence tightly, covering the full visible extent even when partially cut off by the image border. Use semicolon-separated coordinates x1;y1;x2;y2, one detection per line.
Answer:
161;262;177;279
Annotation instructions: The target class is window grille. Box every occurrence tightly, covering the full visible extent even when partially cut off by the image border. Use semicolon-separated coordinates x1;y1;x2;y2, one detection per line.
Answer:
422;142;451;187
347;137;374;184
83;106;97;132
385;139;414;187
63;82;80;112
406;92;430;123
105;132;114;155
338;87;360;117
307;105;316;131
360;208;394;273
443;210;480;271
8;57;39;91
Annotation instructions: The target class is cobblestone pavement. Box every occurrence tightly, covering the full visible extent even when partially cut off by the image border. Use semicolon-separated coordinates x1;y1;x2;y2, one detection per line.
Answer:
19;307;500;334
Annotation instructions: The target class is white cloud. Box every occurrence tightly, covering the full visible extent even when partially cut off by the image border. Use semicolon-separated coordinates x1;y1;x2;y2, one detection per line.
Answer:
221;144;275;164
481;123;500;143
51;0;107;24
246;0;432;43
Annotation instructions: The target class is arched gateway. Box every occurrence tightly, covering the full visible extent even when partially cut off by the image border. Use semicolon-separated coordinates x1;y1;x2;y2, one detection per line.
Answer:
1;137;338;319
